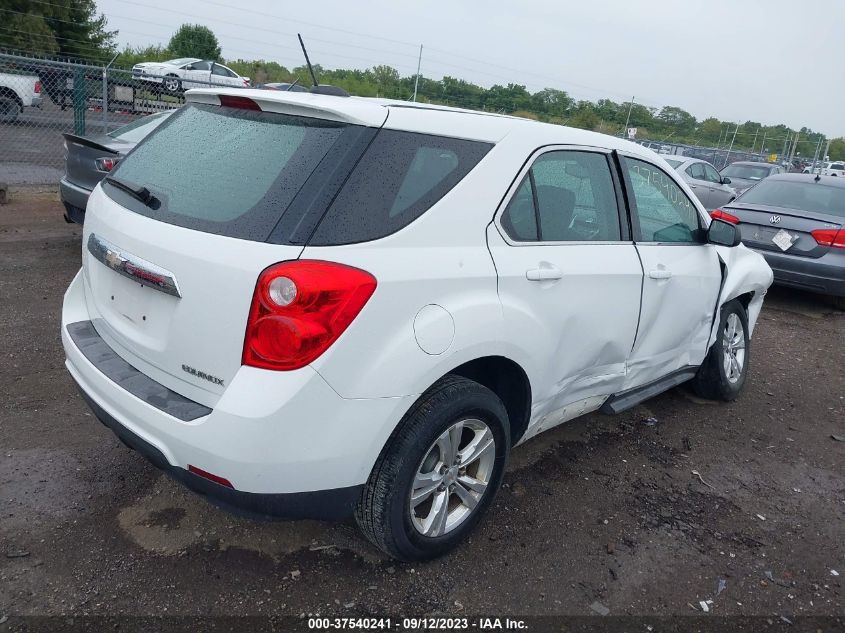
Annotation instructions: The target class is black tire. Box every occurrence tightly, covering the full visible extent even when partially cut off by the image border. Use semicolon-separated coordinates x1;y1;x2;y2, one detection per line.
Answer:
832;295;845;311
692;299;750;401
355;375;510;561
0;94;21;124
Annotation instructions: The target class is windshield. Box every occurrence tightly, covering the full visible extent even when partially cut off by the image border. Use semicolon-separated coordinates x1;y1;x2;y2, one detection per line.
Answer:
664;158;683;169
738;180;845;218
721;164;771;180
105;103;349;241
107;111;173;143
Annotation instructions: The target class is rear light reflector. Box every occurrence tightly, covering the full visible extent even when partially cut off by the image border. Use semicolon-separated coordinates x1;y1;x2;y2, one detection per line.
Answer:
218;94;260;110
811;228;845;248
188;465;233;488
243;260;377;371
95;157;119;172
34;80;41;94
710;209;740;225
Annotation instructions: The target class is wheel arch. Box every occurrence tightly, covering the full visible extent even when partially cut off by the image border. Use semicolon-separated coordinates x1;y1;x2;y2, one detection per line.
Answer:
440;355;532;446
0;86;23;107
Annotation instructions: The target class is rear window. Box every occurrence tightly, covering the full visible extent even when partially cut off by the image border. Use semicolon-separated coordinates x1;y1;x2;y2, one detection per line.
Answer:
309;130;492;245
738;180;845;218
663;158;683;169
105;103;348;241
721;164;772;180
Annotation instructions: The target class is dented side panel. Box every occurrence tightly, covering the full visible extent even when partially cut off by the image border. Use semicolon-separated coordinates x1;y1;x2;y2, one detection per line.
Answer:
708;244;774;345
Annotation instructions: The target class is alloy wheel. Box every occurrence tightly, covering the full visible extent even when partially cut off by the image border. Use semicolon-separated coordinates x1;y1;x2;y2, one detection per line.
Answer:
409;418;496;537
722;312;746;384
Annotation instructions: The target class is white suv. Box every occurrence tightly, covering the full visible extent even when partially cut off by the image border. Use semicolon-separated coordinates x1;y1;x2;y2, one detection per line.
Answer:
62;89;773;561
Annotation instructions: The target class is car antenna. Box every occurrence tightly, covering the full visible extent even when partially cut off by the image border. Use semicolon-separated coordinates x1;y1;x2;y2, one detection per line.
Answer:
298;34;319;87
286;77;300;91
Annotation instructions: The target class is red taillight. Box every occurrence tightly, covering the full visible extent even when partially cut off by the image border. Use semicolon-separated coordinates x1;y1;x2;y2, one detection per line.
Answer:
188;465;233;488
811;228;845;248
218;94;260;110
95;157;118;172
242;260;377;371
34;80;41;94
710;209;740;225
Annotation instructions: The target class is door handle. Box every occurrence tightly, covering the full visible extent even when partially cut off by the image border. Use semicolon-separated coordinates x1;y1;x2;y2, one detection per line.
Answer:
648;269;673;280
526;267;563;281
689;184;697;189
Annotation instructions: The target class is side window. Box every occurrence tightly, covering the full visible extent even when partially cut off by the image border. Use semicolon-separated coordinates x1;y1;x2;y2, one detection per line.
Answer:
686;163;706;180
624;158;702;243
310;129;492;245
702;163;722;183
500;177;538;241
499;150;621;242
212;64;231;77
192;61;211;71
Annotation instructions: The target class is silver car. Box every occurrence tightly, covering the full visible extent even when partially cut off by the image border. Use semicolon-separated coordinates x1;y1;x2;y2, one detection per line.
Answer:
720;161;783;195
664;156;737;210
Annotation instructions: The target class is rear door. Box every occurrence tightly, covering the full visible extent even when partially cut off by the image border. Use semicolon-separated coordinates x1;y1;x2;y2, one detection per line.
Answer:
488;147;643;425
620;155;722;385
684;162;713;208
80;100;376;407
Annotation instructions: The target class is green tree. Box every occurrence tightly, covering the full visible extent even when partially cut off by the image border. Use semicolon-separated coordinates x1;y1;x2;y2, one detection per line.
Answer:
656;106;696;135
829;138;845;162
168;24;221;61
0;0;115;60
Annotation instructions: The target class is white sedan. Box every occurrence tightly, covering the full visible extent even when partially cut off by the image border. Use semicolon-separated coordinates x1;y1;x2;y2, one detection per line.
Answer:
132;58;249;93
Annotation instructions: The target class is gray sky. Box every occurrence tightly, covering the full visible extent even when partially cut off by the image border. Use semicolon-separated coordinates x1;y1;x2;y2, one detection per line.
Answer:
98;0;844;138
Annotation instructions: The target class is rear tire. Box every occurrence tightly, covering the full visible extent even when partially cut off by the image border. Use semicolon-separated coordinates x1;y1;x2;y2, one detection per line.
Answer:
692;300;750;401
832;295;845;311
0;94;21;123
355;375;510;561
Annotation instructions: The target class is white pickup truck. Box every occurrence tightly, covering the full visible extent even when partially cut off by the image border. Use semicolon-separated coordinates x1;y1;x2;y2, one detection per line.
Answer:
0;72;42;123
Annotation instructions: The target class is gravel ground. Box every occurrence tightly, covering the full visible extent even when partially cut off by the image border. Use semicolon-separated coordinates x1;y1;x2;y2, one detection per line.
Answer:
1;195;844;625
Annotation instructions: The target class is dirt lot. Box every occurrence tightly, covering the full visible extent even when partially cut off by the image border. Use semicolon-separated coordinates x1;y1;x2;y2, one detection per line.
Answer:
1;194;844;625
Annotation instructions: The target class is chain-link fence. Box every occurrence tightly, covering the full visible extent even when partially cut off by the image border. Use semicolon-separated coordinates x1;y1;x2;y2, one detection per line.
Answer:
0;51;250;186
635;139;777;170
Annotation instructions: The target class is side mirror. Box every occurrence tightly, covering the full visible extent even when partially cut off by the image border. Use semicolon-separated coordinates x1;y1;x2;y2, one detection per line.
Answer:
721;176;732;184
185;64;195;70
708;219;741;247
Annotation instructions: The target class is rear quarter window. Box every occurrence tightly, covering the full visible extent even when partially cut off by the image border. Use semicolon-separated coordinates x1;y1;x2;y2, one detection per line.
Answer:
308;130;492;245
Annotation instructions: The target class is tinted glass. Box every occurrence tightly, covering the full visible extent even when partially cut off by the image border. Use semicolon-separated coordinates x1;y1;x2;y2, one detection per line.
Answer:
702;163;722;183
738;180;845;218
108;111;172;143
500;176;538;241
721;164;772;180
832;164;845;170
664;158;683;169
105;103;348;241
686;163;706;180
310;129;491;245
624;158;702;243
530;151;621;241
191;61;212;71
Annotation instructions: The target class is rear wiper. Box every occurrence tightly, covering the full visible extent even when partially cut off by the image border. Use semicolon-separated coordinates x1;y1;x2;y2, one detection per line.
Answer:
104;176;155;207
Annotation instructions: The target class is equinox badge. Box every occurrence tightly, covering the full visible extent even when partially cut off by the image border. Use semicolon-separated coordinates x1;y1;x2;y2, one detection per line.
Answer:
182;364;224;386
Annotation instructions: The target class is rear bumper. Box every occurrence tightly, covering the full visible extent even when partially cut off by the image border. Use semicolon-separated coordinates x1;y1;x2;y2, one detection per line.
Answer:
61;270;415;518
752;247;845;297
60;178;91;224
74;383;363;520
30;96;42;108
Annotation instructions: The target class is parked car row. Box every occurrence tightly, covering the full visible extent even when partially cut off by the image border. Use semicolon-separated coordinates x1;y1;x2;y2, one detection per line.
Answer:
802;161;845;177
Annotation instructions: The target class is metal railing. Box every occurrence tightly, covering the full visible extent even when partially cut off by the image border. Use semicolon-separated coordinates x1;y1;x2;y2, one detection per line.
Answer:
0;52;248;185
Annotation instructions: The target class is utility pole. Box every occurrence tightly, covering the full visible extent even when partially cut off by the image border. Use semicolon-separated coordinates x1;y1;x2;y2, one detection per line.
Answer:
824;138;831;161
751;127;759;154
760;130;767;157
622;96;635;137
412;44;423;102
724;124;739;168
